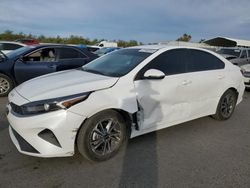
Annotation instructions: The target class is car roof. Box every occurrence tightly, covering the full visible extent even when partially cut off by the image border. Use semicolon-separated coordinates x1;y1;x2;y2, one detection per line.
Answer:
0;41;27;46
30;44;78;48
27;44;98;57
129;44;214;52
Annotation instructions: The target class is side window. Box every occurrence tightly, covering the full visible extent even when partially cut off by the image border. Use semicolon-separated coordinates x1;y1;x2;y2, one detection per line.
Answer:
79;51;87;58
3;43;21;50
58;48;87;59
240;50;247;58
136;49;187;79
24;48;56;62
187;50;224;72
248;50;250;58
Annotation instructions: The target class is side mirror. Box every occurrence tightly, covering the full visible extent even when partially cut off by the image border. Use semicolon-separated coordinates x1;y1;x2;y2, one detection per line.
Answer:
19;55;24;61
143;69;165;80
0;51;7;62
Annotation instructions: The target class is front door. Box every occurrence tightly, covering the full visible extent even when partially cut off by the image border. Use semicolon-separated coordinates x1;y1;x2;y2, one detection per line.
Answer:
133;49;191;130
14;47;57;84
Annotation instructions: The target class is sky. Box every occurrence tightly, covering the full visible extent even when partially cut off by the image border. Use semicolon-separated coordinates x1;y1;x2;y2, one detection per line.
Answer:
0;0;250;43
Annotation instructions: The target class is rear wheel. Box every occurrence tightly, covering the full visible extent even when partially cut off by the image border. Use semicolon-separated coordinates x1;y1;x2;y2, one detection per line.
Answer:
212;89;237;120
0;74;14;97
77;110;128;162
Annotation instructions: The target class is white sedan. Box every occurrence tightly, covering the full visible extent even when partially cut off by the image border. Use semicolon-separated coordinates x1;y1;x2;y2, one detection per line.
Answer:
6;45;245;161
0;41;26;54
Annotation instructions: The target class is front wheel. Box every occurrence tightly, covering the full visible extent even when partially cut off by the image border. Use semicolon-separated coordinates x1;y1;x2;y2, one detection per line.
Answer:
0;74;14;97
212;89;237;121
77;110;128;162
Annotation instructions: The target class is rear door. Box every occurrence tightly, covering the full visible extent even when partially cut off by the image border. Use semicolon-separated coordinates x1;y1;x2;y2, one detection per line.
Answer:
185;49;226;117
14;47;57;84
56;47;89;71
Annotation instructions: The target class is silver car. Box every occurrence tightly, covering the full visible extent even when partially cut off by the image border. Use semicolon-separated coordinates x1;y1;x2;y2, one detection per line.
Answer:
217;47;250;66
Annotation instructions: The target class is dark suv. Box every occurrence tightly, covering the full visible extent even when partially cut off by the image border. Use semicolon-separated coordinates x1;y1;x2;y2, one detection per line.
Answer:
216;47;250;66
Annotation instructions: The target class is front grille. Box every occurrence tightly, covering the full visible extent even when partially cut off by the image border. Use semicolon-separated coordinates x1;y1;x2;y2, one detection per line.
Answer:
10;103;23;115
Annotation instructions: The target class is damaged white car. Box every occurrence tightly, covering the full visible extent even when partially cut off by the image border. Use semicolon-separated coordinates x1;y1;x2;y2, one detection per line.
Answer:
6;45;245;161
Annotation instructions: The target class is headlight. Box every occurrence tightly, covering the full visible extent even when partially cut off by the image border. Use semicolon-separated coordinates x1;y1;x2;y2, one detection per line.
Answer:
241;67;246;74
240;67;250;77
20;92;91;115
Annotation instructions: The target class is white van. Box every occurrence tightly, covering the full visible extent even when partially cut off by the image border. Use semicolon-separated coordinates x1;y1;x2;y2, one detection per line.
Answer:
97;41;118;48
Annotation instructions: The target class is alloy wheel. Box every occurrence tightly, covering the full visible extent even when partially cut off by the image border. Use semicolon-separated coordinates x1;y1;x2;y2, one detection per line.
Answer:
90;118;122;156
0;77;10;95
220;93;235;118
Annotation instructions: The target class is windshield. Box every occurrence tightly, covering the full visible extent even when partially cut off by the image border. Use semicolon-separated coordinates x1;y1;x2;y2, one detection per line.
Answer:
217;49;241;57
6;46;33;59
82;49;153;77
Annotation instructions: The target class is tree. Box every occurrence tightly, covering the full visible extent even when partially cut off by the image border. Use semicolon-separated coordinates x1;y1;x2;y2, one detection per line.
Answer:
0;30;142;47
176;33;192;42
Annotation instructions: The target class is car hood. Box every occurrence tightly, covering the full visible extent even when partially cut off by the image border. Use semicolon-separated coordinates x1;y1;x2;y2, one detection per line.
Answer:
220;54;237;59
241;64;250;71
15;69;119;101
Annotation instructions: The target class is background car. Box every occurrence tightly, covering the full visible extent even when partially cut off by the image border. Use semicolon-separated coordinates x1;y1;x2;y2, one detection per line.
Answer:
15;38;40;45
240;64;250;90
78;44;101;52
0;41;27;54
0;44;98;96
94;47;120;56
217;47;250;66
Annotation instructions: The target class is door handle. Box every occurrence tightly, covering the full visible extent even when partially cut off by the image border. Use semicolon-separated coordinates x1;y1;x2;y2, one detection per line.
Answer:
218;75;225;79
182;80;192;85
48;65;56;68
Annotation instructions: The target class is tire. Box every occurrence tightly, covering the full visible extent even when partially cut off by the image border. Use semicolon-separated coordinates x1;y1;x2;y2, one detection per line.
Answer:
212;89;237;121
77;110;128;162
0;73;14;97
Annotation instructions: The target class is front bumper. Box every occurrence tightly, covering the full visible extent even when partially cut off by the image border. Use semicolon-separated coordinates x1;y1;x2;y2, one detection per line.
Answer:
7;107;86;158
243;76;250;88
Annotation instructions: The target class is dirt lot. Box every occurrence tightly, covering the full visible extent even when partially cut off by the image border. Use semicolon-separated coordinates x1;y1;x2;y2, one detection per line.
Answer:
0;93;250;188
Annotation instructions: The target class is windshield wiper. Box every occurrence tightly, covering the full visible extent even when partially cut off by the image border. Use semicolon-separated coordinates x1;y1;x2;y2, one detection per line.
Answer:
82;67;106;76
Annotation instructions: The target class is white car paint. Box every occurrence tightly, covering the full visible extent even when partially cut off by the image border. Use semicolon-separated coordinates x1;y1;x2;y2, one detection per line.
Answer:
7;45;245;158
16;69;119;101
